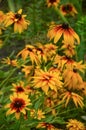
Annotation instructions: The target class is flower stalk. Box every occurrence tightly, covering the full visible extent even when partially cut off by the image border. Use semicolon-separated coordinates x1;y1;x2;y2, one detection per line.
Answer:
32;0;37;35
54;7;69;23
7;0;15;12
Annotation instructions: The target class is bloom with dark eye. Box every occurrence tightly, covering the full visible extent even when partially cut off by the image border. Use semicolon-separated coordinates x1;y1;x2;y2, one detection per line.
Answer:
47;0;60;7
47;23;80;44
5;93;31;119
4;9;30;33
60;3;78;16
11;81;25;94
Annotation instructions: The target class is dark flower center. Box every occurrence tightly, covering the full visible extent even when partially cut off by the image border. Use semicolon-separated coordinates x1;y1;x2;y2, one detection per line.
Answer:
17;86;24;92
11;98;25;112
36;48;44;54
62;4;72;12
49;0;57;3
27;48;33;52
73;68;77;73
15;13;22;20
62;23;69;29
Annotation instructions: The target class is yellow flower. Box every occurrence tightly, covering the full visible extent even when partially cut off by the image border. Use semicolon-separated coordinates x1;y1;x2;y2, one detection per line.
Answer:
5;93;31;119
72;61;86;73
35;43;48;62
35;43;57;62
60;3;78;16
37;109;45;120
45;43;57;58
0;11;5;23
61;40;76;57
66;119;85;130
37;122;62;130
4;9;30;33
2;57;18;67
63;69;83;90
47;23;80;44
54;55;75;70
33;68;63;94
30;109;36;118
61;91;84;108
47;0;60;7
11;81;25;94
54;56;86;72
0;11;6;34
30;109;45;120
22;65;33;77
17;45;40;64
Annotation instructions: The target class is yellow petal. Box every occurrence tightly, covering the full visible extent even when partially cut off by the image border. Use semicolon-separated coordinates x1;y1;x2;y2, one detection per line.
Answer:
18;9;22;14
15;112;20;119
54;29;63;43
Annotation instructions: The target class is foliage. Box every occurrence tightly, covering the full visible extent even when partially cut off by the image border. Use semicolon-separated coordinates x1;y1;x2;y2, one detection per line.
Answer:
0;0;86;130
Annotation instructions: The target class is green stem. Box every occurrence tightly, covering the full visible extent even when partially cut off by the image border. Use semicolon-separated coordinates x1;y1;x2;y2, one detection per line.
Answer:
32;0;37;35
54;7;69;24
15;120;21;130
0;68;17;88
16;0;22;10
7;0;15;12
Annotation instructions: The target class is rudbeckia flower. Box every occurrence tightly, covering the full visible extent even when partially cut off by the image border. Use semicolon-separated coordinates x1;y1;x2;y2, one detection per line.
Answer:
11;81;25;94
60;3;78;16
72;61;86;73
30;109;45;120
4;9;30;33
2;57;18;67
35;43;57;62
47;23;80;44
61;91;84;108
63;69;83;90
66;119;85;130
17;45;40;65
54;55;75;70
0;11;6;34
61;40;76;57
32;68;63;94
45;43;57;58
5;93;31;119
0;11;5;23
37;109;45;120
22;65;33;77
37;122;62;130
35;43;48;62
47;0;60;7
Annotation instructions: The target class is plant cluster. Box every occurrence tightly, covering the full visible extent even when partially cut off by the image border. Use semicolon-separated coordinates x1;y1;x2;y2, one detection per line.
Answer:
0;0;86;130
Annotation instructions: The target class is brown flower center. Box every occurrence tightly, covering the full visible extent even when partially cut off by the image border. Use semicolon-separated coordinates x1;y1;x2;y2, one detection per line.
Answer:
62;4;72;12
62;23;69;29
15;13;22;20
11;98;25;112
49;0;57;3
73;68;77;73
16;86;24;92
27;48;33;52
